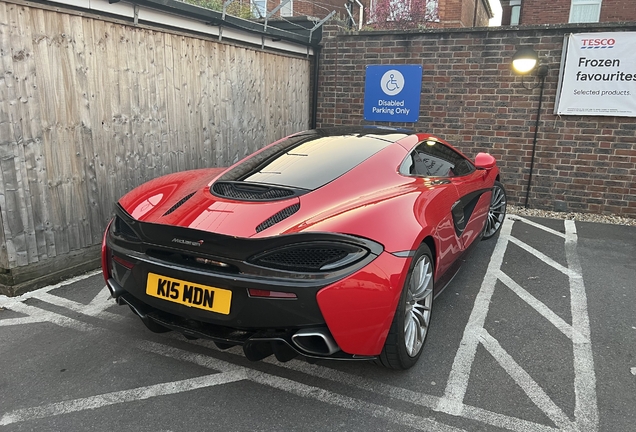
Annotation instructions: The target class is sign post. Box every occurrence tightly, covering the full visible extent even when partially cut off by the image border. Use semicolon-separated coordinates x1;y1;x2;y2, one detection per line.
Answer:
364;65;422;122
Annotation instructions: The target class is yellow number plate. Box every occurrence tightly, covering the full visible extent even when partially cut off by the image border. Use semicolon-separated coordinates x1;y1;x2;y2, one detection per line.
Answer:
146;273;232;315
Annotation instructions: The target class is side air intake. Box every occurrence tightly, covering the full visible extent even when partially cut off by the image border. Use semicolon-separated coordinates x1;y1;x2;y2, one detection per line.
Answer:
163;192;196;216
255;203;300;233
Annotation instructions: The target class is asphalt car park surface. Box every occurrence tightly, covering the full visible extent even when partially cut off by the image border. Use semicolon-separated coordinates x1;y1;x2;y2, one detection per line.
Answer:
1;215;634;432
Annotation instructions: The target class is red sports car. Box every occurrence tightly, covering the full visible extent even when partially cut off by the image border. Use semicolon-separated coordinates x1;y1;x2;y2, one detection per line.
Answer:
101;127;506;369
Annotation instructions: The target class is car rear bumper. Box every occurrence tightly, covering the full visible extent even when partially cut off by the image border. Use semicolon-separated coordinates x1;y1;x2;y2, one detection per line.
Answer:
105;248;409;359
107;277;375;361
103;207;410;359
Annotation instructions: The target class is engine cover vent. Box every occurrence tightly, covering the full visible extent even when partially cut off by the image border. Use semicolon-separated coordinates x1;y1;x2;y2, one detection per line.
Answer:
212;181;296;201
163;192;196;216
255;203;301;233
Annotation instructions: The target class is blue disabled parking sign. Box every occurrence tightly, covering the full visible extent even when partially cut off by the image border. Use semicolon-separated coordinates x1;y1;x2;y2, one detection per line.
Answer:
364;65;422;123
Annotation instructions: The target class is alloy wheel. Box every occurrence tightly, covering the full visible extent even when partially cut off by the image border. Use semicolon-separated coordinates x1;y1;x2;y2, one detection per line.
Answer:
403;254;433;357
484;183;507;239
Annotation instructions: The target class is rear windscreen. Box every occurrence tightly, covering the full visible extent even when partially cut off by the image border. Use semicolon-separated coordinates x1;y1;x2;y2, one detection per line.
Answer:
231;132;403;190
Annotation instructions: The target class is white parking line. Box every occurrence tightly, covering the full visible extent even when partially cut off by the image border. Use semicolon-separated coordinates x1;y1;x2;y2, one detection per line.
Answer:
0;372;246;426
497;270;580;342
0;270;102;305
438;218;513;416
508;236;578;277
509;216;566;239
0;316;45;326
564;220;598;431
139;341;467;432
438;216;598;431
478;329;575;430
264;350;560;432
0;299;95;332
33;288;123;323
180;337;561;432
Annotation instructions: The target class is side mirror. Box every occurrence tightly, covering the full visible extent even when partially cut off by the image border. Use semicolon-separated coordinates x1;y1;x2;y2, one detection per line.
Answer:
474;153;496;170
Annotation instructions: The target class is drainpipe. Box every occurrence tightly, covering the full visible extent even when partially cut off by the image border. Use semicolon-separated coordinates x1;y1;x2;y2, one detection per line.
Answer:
311;44;322;129
354;0;364;30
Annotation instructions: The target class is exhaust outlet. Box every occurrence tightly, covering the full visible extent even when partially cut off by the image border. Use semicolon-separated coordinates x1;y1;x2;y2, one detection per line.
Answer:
291;328;340;356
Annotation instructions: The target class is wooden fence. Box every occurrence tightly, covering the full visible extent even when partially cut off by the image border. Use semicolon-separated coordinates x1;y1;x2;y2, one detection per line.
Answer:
0;0;311;292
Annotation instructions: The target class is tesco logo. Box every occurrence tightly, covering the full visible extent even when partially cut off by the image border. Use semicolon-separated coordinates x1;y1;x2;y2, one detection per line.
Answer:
581;38;616;49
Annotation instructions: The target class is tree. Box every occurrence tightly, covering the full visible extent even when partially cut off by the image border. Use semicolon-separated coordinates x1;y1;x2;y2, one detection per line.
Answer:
369;0;439;30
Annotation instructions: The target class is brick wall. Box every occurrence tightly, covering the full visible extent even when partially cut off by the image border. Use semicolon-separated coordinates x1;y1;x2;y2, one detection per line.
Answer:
315;23;636;217
292;0;347;18
437;0;491;28
474;0;492;26
600;0;636;22
520;0;636;24
521;0;571;24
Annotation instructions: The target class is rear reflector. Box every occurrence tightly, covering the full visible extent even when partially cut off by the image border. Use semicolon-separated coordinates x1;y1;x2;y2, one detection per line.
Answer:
248;289;297;299
113;255;135;270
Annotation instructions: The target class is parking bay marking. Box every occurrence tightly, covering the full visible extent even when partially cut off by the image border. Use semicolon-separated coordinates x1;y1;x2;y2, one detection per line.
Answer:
179;336;561;432
564;220;598;431
0;218;599;431
510;216;566;239
138;341;468;432
438;217;598;431
0;372;247;426
497;270;583;342
0;297;96;332
0;338;468;432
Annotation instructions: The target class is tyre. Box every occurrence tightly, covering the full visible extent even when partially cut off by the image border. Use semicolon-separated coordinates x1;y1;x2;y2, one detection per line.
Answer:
377;244;434;370
482;180;507;240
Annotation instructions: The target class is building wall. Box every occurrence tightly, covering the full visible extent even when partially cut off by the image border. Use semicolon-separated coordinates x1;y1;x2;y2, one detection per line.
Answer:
520;0;571;24
439;0;492;28
316;23;636;217
600;0;636;22
263;0;347;19
516;0;636;25
475;0;493;26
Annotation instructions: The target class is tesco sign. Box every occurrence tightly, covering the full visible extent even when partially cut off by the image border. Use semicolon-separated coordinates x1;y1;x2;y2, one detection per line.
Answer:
556;31;636;117
581;38;616;49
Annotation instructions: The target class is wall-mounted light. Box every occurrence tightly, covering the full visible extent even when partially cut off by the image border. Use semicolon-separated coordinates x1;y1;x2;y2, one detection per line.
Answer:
512;47;549;88
511;47;549;208
512;47;539;74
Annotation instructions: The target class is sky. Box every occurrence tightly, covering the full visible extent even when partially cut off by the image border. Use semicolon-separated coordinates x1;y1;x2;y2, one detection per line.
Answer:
489;0;503;26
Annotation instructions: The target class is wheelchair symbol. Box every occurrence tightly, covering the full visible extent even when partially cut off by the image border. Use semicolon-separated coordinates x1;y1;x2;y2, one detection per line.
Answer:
386;74;400;92
381;70;404;96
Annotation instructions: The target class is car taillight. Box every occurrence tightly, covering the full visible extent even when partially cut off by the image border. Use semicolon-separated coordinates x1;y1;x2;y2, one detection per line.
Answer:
248;242;368;272
248;289;297;299
101;219;113;283
112;255;135;270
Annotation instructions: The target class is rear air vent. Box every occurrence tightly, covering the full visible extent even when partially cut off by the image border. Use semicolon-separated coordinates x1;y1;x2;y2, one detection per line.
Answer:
255;203;300;233
257;247;348;271
212;181;296;201
112;216;140;242
249;243;369;272
163;192;196;216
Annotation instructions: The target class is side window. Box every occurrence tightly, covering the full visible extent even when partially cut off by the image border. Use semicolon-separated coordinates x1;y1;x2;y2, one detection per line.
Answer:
400;140;474;178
